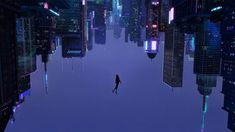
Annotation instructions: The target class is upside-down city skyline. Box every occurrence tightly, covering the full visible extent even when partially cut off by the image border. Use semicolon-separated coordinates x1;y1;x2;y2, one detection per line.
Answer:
0;0;234;132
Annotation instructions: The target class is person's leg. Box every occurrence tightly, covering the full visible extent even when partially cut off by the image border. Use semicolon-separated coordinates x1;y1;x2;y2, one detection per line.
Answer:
113;83;118;93
115;84;119;94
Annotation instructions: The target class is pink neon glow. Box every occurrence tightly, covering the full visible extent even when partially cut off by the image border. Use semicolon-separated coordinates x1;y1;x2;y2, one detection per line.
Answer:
169;7;174;24
44;2;49;9
152;25;157;28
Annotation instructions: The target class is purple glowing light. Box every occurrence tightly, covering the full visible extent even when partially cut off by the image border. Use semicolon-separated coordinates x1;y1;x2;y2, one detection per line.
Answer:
169;7;174;24
151;41;157;50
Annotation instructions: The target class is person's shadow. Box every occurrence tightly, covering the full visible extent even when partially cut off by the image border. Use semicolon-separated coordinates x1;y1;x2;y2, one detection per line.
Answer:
112;74;121;95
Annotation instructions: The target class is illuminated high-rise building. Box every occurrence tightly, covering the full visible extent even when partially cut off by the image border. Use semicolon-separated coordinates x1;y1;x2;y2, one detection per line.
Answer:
193;20;221;75
174;0;210;22
145;0;159;40
163;24;184;87
94;2;106;44
122;0;130;42
62;36;86;58
193;19;221;131
35;12;57;95
129;0;141;43
220;1;235;131
35;15;56;56
16;17;37;77
0;1;19;131
56;0;81;34
144;0;160;59
173;0;210;34
159;0;169;32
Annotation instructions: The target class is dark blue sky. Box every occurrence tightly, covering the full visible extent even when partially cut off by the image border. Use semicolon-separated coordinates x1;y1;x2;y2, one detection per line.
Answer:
6;31;228;132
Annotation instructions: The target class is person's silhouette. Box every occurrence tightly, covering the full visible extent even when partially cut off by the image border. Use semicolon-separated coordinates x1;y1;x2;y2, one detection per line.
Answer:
112;74;121;94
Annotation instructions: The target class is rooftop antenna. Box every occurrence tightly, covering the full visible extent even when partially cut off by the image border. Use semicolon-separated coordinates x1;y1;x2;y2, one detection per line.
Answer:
201;96;208;131
44;62;48;95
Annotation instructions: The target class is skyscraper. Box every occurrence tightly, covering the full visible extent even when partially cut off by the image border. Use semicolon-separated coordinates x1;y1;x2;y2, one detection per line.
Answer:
174;0;209;22
16;17;37;77
145;0;159;40
163;24;184;87
59;1;87;57
194;20;221;75
0;1;19;131
62;36;86;58
129;0;141;43
94;2;106;44
159;0;169;32
56;0;81;34
145;0;160;59
193;19;221;131
220;0;235;131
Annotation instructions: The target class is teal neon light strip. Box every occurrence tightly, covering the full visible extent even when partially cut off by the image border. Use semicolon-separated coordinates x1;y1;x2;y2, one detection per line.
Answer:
49;9;60;16
211;6;222;12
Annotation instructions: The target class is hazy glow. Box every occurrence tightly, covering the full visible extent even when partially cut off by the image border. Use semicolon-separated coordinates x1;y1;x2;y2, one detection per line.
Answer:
152;2;159;5
211;6;222;12
45;73;48;82
203;96;209;113
68;50;82;54
144;41;157;51
151;41;157;50
202;96;209;131
169;8;174;24
44;2;49;9
82;0;86;5
191;36;195;50
45;70;48;94
144;41;148;50
152;25;157;28
19;89;31;100
202;112;205;130
49;9;60;16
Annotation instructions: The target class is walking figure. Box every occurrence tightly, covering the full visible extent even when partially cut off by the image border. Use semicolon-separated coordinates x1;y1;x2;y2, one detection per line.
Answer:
112;74;121;94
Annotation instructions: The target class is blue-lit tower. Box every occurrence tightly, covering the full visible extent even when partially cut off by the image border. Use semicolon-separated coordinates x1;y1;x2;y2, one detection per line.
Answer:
220;0;235;131
194;19;221;131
